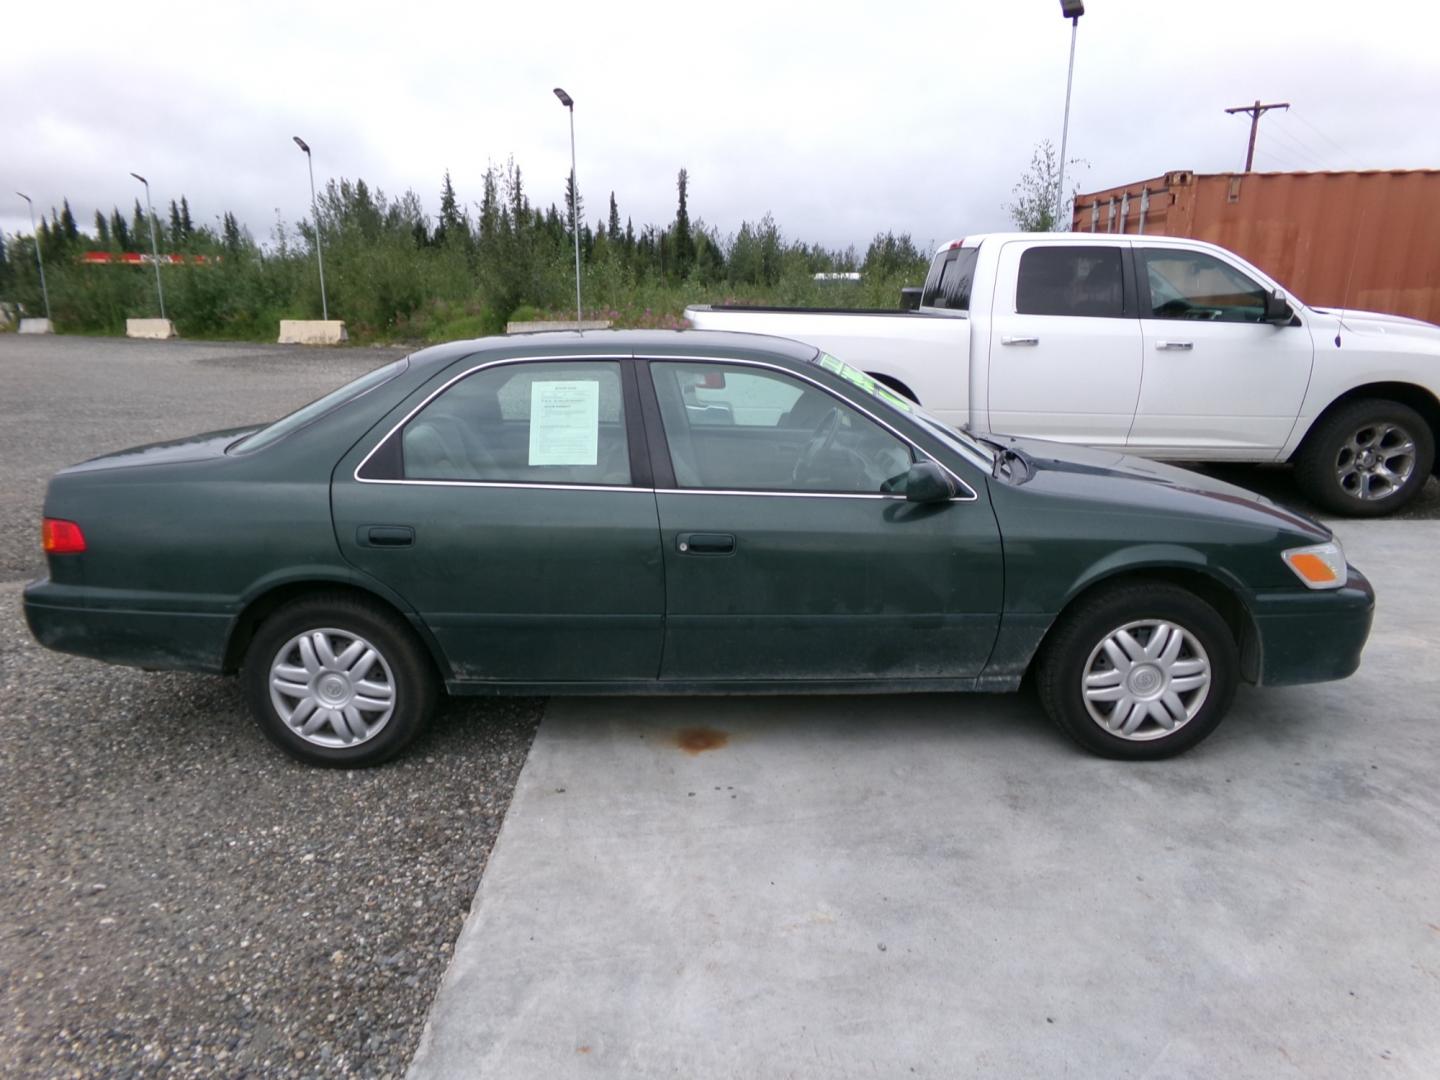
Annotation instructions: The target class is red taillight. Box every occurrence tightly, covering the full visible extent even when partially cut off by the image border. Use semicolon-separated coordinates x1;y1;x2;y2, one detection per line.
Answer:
42;518;87;554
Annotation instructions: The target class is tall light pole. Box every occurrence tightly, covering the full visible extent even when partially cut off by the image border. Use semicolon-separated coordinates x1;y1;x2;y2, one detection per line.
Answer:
15;192;52;321
129;172;167;319
292;136;329;321
1055;0;1084;231
553;87;583;327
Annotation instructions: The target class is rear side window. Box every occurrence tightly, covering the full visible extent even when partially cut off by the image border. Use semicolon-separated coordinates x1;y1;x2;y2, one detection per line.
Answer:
1016;247;1124;318
920;247;979;311
399;361;630;486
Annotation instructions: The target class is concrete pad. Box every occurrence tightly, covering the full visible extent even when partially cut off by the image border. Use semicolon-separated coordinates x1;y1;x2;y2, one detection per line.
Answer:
410;523;1440;1080
18;318;54;334
506;320;613;333
125;318;176;340
277;319;348;345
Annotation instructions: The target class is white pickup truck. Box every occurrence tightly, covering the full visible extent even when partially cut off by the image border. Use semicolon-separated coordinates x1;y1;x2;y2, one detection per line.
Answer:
687;233;1440;516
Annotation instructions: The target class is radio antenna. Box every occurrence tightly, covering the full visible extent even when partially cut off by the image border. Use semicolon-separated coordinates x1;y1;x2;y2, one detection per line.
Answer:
1334;204;1365;349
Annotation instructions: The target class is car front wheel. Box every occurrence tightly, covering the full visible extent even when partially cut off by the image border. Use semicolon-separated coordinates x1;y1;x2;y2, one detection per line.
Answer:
1295;399;1434;517
1037;584;1239;760
242;593;437;767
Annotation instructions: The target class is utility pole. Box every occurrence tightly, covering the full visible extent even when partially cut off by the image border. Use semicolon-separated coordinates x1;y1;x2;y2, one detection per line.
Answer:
1225;100;1290;172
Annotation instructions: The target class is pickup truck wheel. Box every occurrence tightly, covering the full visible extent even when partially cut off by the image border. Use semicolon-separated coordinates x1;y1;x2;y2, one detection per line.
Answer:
1295;400;1434;517
1036;584;1238;760
242;593;438;767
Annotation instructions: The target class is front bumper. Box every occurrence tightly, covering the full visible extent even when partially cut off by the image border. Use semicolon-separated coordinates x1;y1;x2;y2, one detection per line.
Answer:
1249;566;1375;686
23;578;231;674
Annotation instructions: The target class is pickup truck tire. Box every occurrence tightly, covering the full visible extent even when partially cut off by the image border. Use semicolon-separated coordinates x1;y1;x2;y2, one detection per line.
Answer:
1036;584;1238;761
1294;399;1434;517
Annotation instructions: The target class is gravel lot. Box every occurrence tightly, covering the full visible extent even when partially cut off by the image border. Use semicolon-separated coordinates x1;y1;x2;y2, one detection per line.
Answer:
0;335;540;1078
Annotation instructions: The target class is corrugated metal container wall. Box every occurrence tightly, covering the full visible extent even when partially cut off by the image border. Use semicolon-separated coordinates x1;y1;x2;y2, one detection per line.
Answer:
1071;170;1440;325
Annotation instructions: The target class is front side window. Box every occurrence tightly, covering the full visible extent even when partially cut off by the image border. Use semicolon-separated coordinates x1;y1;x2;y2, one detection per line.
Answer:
400;360;630;485
650;362;912;494
1015;246;1124;318
1141;249;1268;323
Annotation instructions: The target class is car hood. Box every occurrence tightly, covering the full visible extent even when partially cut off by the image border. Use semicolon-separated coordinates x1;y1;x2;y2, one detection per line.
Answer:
60;427;260;475
1308;306;1440;346
994;435;1331;542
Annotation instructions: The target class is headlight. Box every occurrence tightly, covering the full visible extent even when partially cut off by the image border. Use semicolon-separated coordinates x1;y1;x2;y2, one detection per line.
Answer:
1282;541;1347;590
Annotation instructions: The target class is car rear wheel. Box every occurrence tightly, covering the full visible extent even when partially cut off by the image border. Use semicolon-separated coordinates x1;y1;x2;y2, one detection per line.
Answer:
1295;399;1434;517
242;593;437;767
1037;584;1238;760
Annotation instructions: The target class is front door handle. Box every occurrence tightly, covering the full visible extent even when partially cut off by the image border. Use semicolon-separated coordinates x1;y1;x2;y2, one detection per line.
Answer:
1155;340;1194;350
359;525;415;548
677;532;735;556
1001;335;1040;346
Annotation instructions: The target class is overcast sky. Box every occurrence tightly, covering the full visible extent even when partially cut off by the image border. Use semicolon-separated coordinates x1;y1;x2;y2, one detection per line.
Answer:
4;0;1437;253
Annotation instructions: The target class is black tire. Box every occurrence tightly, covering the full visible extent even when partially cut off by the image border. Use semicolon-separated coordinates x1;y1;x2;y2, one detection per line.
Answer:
242;592;438;767
1294;399;1434;517
1036;583;1239;761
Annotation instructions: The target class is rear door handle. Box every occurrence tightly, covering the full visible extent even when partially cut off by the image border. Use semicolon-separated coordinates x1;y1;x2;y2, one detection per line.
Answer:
677;532;735;556
359;525;415;548
1155;340;1194;350
1001;335;1039;346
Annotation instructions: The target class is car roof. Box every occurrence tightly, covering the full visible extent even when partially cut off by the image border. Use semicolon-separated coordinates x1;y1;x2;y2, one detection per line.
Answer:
404;329;819;371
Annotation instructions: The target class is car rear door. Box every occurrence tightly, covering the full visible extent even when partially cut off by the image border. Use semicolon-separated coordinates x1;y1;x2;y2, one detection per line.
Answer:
985;240;1143;446
330;355;664;684
640;356;1003;683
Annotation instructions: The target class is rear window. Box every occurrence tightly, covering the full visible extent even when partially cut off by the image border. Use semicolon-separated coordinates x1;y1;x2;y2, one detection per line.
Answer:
920;247;979;312
1015;247;1123;318
231;357;409;453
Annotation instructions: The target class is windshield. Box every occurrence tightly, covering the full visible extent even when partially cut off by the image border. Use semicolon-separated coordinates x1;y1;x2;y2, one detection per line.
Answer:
231;357;409;453
814;353;993;464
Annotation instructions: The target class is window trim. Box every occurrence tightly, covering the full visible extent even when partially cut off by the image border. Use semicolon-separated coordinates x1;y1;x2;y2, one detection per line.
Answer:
637;355;978;502
353;353;644;491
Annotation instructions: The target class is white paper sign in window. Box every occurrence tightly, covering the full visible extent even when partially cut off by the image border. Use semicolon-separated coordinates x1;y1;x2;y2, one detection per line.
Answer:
528;380;600;466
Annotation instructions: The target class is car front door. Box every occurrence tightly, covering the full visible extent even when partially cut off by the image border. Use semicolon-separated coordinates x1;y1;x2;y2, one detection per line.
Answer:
331;356;664;684
985;241;1143;446
642;357;1003;683
1128;246;1315;456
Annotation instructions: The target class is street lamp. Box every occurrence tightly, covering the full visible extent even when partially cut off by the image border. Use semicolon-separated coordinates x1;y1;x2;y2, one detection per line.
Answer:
129;172;167;320
15;192;52;321
1055;0;1084;230
553;87;582;327
292;136;330;321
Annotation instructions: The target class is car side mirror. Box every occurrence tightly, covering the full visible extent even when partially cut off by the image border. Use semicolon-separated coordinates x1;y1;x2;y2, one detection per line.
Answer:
1264;289;1291;324
904;460;957;503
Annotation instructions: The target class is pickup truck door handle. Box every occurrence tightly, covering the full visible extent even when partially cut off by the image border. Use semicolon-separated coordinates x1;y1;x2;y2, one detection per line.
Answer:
677;532;735;556
359;525;415;548
1001;335;1040;346
1156;340;1194;350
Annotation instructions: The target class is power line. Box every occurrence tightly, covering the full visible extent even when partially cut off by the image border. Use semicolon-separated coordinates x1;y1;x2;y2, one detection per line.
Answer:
1262;123;1332;170
1225;100;1290;171
1269;114;1339;169
1288;109;1352;162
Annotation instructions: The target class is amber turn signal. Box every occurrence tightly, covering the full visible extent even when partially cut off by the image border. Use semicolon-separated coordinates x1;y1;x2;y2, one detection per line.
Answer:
1282;542;1345;590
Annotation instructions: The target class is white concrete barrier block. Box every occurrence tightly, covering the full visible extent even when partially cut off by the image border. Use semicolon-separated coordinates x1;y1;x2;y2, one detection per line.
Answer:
18;318;55;334
506;319;614;334
278;320;348;345
126;318;177;340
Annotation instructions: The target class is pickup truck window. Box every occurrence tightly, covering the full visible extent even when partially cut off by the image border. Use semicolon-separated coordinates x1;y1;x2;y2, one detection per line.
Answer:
1140;249;1268;323
1016;247;1124;318
920;247;979;311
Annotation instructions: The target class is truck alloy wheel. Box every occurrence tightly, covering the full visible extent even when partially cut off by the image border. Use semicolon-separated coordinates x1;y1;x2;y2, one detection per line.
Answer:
1296;399;1435;517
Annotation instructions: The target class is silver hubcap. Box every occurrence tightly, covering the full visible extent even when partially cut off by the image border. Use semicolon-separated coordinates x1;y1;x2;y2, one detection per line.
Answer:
268;628;396;748
1081;620;1212;741
1336;422;1416;501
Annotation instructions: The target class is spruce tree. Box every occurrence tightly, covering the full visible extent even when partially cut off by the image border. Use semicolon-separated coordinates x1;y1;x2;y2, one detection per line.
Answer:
111;208;131;251
169;199;183;242
222;211;242;254
672;169;694;278
95;210;111;248
60;200;80;245
563;170;584;242
607;192;621;239
179;196;194;237
132;200;148;249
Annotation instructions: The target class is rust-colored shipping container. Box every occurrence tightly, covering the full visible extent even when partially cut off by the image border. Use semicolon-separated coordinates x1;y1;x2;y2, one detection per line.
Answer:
1070;169;1440;325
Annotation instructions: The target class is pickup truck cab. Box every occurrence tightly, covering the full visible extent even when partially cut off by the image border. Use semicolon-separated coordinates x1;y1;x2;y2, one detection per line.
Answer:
688;233;1440;516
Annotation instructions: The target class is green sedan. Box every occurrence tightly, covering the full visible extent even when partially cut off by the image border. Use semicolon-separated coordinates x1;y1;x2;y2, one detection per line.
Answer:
24;331;1374;766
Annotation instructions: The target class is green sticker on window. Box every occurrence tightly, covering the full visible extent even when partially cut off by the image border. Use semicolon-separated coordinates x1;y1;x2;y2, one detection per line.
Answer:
817;353;911;412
